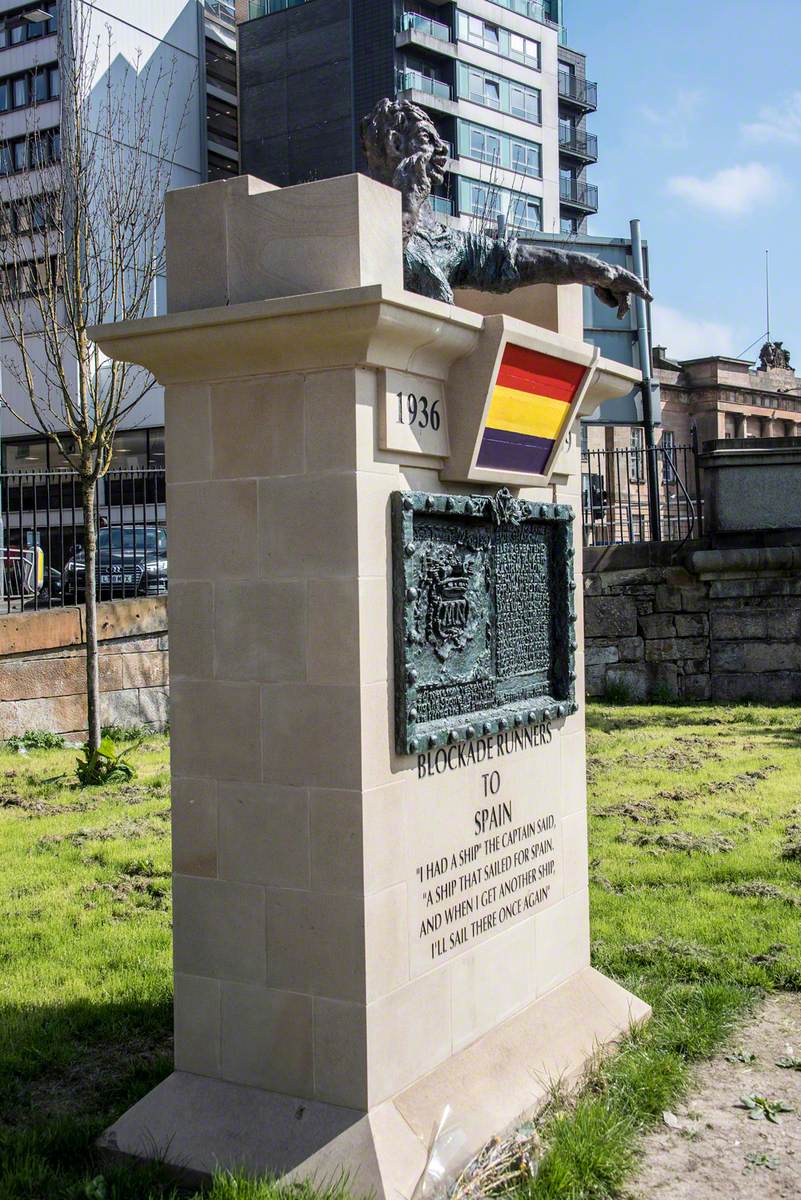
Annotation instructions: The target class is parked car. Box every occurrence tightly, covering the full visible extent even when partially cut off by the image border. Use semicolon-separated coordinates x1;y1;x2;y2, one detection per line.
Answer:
63;526;168;601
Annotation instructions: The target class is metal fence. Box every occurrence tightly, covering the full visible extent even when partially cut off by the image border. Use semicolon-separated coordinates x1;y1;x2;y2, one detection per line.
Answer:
0;468;166;613
581;442;701;547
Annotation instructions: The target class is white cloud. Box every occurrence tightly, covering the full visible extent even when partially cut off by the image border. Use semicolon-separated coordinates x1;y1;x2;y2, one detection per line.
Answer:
641;89;703;148
667;162;782;216
742;91;801;146
652;304;736;361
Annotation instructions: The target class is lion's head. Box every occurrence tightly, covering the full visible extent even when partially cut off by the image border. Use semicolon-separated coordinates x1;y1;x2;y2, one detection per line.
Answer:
360;99;448;231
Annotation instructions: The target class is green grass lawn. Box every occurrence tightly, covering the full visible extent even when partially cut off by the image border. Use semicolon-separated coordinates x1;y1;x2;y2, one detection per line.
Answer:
1;705;800;1199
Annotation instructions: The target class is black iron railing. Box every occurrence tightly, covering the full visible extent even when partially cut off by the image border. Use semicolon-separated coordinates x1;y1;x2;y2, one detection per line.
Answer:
559;178;599;211
0;468;166;612
557;73;598;109
558;129;598;161
581;442;701;546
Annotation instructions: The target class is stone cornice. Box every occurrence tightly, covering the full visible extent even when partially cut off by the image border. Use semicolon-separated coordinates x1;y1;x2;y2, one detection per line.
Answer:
89;285;484;385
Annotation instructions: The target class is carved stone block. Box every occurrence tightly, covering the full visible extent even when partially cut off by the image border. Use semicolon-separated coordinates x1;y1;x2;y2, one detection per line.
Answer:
392;488;577;754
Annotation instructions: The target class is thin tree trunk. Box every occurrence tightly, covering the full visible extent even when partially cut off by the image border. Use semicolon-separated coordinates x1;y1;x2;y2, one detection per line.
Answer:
82;476;101;751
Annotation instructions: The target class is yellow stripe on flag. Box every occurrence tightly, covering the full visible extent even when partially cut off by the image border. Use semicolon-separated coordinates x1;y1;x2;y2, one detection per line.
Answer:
486;385;570;442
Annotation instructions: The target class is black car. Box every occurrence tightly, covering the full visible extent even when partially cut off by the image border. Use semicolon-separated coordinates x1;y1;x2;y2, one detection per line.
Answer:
63;526;168;601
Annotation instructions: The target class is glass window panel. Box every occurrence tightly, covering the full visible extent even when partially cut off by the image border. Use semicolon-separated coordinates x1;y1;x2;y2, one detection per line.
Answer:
148;429;165;468
484;78;499;106
511;142;540;176
0;146;11;176
0;82;8;112
31;197;48;229
49;66;60;97
11;440;48;470
48;438;78;470
114;430;148;469
31;137;48;167
11;23;25;44
484;23;499;47
34;70;48;102
0;27;7;49
13;77;27;107
14;140;27;170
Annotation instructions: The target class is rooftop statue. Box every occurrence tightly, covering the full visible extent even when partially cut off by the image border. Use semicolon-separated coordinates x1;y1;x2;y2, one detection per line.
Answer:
361;98;652;317
758;340;791;371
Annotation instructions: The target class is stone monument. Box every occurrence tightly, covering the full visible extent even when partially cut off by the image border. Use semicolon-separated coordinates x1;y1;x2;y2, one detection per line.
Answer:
92;169;649;1194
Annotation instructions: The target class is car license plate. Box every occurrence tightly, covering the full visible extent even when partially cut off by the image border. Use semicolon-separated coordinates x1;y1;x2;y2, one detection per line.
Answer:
100;573;134;584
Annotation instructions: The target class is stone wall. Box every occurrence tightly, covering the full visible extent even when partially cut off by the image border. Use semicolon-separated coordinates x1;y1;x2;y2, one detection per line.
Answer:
584;547;801;703
0;597;168;740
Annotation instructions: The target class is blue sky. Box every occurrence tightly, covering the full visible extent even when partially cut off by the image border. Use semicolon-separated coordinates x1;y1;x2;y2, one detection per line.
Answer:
567;0;800;362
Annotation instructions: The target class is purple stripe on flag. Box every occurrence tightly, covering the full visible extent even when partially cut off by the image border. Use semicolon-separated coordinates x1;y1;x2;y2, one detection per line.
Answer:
476;428;553;474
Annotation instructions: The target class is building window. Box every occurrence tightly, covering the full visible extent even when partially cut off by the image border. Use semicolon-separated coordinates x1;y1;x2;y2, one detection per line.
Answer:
0;62;61;113
463;14;500;51
661;429;676;482
469;183;503;221
509;32;540;67
560;216;579;234
469;126;501;164
508;193;542;231
509;83;540;123
629;426;645;482
468;68;501;108
510;139;541;177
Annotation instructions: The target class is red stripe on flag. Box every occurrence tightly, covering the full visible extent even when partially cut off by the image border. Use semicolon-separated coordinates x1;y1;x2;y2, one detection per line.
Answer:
497;344;586;404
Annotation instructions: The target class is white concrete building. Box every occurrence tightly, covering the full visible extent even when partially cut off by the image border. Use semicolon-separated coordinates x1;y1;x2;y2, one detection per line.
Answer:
0;0;238;465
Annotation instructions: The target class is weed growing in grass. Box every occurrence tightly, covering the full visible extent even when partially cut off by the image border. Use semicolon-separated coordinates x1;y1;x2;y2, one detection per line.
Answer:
5;730;66;751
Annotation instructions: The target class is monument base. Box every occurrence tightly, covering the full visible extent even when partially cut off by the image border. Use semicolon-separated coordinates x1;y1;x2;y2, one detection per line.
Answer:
99;968;649;1196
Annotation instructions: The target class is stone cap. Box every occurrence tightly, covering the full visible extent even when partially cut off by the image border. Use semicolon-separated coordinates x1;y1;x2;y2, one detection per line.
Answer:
165;173;403;312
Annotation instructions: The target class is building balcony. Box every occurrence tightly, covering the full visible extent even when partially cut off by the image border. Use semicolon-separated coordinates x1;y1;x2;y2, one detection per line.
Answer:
557;73;598;111
558;129;598;163
560;178;598;212
429;194;454;217
396;69;458;115
247;0;307;18
204;0;236;23
396;14;457;59
398;69;451;100
401;12;452;42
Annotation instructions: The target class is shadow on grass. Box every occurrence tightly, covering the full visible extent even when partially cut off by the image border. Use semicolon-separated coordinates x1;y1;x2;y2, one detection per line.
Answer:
0;996;176;1199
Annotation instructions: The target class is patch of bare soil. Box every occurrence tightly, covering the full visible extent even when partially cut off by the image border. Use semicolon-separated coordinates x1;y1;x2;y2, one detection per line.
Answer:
628;994;801;1199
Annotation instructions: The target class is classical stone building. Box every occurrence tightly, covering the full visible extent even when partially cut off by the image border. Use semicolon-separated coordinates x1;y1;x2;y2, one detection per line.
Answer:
584;340;801;460
653;342;801;445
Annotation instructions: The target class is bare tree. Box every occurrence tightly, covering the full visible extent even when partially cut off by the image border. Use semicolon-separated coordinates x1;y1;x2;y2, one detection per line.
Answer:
0;2;192;751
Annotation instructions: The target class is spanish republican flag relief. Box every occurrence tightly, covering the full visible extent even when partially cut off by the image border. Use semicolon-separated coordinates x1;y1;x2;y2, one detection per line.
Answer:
476;343;587;475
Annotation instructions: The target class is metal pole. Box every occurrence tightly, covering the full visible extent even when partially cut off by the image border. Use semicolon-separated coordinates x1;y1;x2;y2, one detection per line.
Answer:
630;219;661;541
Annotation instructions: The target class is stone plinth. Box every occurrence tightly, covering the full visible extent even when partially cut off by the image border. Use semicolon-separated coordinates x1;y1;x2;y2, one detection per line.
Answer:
91;174;648;1197
699;437;801;534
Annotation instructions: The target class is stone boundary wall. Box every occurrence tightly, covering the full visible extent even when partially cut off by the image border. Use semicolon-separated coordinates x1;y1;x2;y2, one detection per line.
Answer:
0;597;168;739
584;549;801;703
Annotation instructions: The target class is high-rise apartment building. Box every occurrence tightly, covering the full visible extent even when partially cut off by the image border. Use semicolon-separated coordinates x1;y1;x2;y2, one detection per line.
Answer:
0;0;239;458
237;0;596;239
